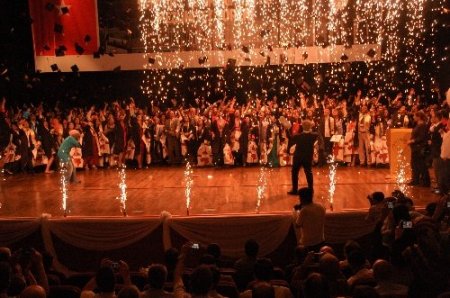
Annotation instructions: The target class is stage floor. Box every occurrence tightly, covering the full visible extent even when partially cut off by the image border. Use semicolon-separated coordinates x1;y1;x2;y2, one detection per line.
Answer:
0;166;436;218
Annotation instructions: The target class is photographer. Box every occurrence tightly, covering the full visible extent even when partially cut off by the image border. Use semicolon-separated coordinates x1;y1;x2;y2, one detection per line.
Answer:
293;188;326;252
10;248;49;295
81;259;131;298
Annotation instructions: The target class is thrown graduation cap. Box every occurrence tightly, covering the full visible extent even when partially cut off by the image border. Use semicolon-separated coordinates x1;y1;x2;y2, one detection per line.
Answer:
340;53;349;61
75;43;84;55
50;64;59;72
227;58;236;67
148;57;155;64
302;51;308;60
71;64;79;72
55;45;66;56
54;23;63;34
259;51;265;57
198;56;208;64
113;66;121;72
45;2;55;11
367;48;376;58
242;46;250;53
61;6;69;14
84;35;91;43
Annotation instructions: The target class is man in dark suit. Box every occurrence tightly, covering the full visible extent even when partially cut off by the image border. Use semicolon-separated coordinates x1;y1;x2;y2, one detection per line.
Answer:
288;120;318;195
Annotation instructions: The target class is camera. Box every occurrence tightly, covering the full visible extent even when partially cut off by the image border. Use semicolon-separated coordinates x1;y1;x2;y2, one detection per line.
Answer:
293;204;303;211
402;221;412;229
191;243;199;250
111;262;119;271
387;202;394;209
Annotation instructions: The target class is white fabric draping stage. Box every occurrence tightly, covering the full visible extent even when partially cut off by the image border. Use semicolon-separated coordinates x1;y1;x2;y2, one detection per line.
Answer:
0;212;375;273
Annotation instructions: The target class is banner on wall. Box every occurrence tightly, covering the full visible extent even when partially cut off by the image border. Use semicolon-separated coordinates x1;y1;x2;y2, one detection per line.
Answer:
29;0;99;66
29;0;380;72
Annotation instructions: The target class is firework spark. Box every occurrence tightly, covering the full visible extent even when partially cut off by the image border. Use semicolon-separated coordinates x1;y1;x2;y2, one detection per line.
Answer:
184;162;194;215
59;163;69;217
116;165;128;216
328;155;337;211
256;165;268;213
395;148;409;195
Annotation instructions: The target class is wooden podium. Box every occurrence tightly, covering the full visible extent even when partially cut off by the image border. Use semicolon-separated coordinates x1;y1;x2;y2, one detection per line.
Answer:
387;128;412;179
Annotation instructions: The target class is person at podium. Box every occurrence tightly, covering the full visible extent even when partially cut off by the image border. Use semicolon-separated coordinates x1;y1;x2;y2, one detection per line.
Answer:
408;111;430;187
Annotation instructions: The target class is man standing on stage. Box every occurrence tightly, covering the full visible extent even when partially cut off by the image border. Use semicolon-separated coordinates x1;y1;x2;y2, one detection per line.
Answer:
58;130;81;183
288;120;318;195
358;105;372;166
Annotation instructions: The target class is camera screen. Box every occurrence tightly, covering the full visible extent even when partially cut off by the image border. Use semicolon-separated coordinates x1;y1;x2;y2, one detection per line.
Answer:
192;243;199;249
402;221;412;229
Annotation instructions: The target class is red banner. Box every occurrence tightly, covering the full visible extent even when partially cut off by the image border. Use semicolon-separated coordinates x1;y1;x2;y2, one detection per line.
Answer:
29;0;99;56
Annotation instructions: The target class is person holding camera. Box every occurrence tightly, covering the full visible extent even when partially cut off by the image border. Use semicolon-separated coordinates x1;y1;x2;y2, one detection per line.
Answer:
293;188;326;252
407;111;430;187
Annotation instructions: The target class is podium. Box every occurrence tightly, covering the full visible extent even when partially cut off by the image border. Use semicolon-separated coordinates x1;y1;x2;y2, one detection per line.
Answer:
387;128;412;179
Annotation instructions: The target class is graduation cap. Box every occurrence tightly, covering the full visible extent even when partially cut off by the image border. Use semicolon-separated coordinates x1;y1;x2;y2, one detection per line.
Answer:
75;43;84;55
340;53;349;61
367;48;376;58
45;2;55;11
242;46;250;53
148;57;155;64
84;35;92;43
71;64;79;72
55;45;66;56
259;51;265;57
198;56;208;64
227;58;236;68
61;6;69;14
113;66;121;72
50;64;59;72
54;23;63;34
302;51;308;60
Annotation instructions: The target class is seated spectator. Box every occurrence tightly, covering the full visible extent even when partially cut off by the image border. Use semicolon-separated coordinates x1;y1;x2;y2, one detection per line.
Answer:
173;243;214;298
81;260;130;298
241;258;292;298
339;240;368;278
302;273;330;298
372;259;408;296
141;264;172;298
347;250;374;289
284;245;307;284
0;262;11;298
209;266;225;298
318;246;335;256
206;243;223;267
365;191;386;223
19;285;46;298
0;248;11;262
118;285;140;298
318;254;349;297
234;239;259;291
252;283;275;298
352;285;379;298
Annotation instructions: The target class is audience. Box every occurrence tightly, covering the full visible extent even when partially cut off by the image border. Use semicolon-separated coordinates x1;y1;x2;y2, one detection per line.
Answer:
0;190;448;298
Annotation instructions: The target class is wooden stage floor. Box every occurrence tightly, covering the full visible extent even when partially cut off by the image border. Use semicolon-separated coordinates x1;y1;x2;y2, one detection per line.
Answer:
0;166;437;218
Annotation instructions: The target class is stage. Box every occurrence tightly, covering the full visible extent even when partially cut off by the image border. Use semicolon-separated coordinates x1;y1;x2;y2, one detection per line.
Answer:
0;166;435;218
0;166;438;271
